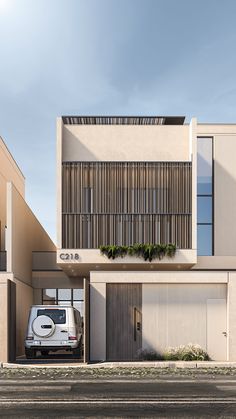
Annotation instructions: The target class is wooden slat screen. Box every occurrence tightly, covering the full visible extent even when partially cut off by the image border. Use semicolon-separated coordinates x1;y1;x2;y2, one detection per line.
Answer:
62;162;192;249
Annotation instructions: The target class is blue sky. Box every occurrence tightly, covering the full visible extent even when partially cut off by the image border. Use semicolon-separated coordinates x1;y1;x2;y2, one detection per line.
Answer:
0;0;236;242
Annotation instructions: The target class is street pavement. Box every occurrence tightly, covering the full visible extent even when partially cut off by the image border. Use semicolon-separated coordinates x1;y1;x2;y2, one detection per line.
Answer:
1;377;236;417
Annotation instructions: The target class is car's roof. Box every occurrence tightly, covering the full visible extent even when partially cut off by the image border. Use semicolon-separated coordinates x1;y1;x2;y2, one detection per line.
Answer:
31;305;73;309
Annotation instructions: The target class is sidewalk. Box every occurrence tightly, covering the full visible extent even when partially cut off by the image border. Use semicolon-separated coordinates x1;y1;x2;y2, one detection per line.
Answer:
2;361;236;369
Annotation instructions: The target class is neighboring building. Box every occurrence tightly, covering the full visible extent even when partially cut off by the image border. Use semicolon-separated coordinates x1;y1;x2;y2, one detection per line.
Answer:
0;136;55;362
56;116;236;362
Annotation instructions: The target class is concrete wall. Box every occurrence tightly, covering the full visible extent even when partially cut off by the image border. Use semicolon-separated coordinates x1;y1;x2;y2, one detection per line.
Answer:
0;137;25;251
197;124;236;257
214;135;236;255
228;272;236;360
142;283;226;356
7;183;55;285
89;271;228;361
62;124;190;162
57;118;63;248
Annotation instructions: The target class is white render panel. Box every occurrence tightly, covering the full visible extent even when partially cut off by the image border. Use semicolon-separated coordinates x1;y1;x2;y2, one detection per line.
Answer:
142;284;227;357
90;271;228;284
62;125;190;162
214;134;236;255
90;282;106;361
228;272;236;360
190;117;197;251
207;299;227;361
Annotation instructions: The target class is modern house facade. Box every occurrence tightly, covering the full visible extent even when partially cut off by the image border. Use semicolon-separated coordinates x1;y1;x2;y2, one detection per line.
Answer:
2;115;236;364
56;116;236;362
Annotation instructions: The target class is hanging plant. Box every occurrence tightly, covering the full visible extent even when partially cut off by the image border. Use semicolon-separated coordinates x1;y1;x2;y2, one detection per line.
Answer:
99;243;176;262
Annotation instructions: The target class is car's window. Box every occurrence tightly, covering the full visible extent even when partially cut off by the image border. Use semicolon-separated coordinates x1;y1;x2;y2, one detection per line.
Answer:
37;309;66;324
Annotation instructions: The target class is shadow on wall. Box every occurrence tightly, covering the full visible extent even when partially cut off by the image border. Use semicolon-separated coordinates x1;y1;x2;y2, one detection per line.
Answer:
214;159;236;256
90;283;106;362
62;127;98;162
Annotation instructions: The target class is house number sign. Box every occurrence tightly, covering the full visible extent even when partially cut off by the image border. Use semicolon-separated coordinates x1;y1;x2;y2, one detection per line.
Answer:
59;253;79;261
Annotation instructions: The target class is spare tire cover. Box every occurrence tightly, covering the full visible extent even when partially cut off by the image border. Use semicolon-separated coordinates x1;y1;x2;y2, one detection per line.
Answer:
32;315;55;338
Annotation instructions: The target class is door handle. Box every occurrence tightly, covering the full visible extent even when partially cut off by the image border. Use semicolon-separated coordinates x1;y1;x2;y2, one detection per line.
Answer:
61;330;68;333
137;322;141;332
222;332;227;337
134;307;137;341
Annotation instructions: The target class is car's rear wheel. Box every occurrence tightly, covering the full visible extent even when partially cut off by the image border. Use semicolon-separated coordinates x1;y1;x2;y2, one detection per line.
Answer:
73;338;82;357
41;350;49;357
25;348;36;359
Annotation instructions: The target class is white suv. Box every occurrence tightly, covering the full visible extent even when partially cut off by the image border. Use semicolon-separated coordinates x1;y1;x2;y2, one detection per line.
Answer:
25;305;83;358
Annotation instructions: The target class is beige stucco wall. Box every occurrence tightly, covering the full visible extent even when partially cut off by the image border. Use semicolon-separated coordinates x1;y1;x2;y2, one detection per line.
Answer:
193;256;236;270
14;278;33;356
7;183;55;285
90;282;106;361
62;124;190;162
0;137;25;251
32;271;83;292
0;275;10;362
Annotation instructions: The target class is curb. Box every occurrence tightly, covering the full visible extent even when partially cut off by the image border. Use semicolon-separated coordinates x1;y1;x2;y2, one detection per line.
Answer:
2;361;236;369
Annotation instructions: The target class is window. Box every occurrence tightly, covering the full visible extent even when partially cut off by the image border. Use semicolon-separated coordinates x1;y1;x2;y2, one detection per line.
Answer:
197;137;213;256
42;288;84;316
197;196;212;224
42;289;57;305
37;309;66;324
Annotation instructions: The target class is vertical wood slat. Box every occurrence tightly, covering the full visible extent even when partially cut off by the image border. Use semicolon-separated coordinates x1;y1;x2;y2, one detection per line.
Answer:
62;162;192;249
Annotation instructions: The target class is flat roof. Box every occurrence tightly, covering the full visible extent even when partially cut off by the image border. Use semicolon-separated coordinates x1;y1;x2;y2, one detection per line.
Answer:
62;116;185;125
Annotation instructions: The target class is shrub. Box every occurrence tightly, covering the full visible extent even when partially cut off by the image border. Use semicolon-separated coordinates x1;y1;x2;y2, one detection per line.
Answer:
136;348;163;361
163;344;210;361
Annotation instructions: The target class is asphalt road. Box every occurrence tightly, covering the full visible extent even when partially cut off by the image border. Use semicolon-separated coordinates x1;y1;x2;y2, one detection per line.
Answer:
1;377;236;418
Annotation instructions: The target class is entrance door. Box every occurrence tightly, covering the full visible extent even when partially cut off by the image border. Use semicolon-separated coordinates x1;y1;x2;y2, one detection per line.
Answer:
106;284;142;361
207;299;227;360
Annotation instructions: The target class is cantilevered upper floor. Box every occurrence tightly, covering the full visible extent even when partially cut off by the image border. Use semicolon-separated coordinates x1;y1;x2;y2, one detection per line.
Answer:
56;116;197;274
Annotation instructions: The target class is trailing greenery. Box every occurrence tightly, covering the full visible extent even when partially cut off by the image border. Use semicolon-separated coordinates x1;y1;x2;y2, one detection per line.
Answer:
137;344;210;361
99;243;176;262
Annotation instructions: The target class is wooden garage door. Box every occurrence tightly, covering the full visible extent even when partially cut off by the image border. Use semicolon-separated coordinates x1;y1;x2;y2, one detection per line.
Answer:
106;284;142;361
